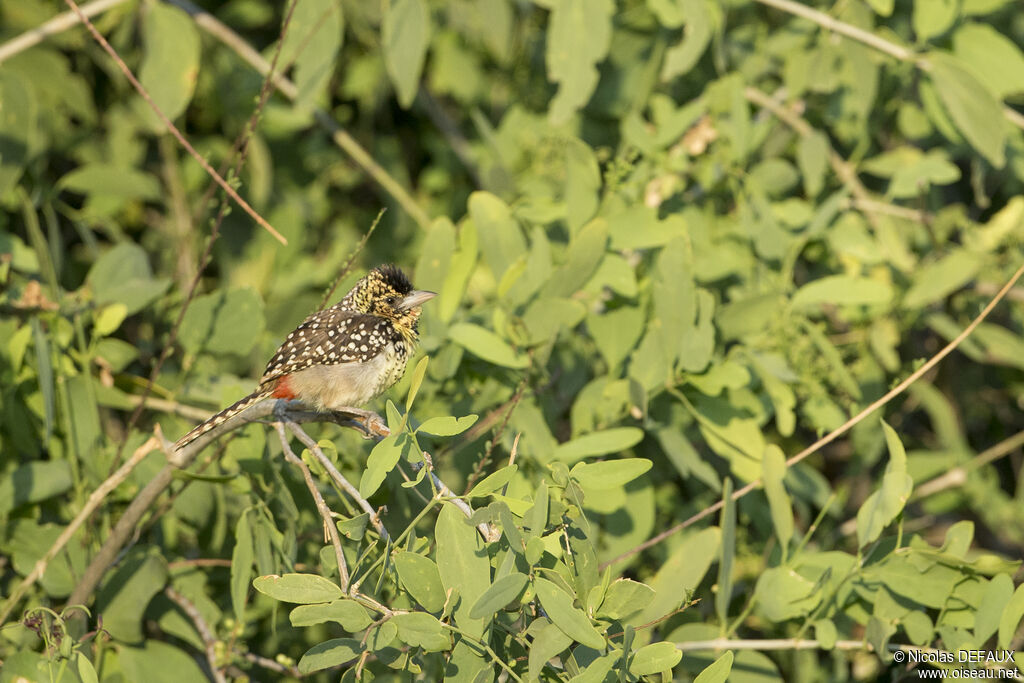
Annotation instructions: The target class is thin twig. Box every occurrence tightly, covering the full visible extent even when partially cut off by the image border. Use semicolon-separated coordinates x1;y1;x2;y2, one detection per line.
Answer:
837;428;1024;536
282;418;391;542
165;587;227;683
275;423;350;590
241;652;303;678
462;378;527;494
167;0;432;229
602;257;1024;569
317;210;385;310
62;0;285;243
420;453;498;542
0;0;130;64
753;0;1024;132
0;435;159;626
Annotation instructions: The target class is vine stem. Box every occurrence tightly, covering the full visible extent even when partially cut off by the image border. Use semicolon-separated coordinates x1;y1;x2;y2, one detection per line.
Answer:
602;257;1024;569
60;0;285;243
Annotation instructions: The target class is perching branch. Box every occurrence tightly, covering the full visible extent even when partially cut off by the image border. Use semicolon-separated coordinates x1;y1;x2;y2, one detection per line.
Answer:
165;587;227;683
275;423;351;591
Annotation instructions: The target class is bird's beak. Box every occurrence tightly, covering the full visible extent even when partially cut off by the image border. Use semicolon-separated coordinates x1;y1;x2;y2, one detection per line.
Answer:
398;290;437;311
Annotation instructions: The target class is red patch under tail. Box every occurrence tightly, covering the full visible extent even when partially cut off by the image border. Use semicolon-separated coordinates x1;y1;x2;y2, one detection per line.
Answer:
272;375;296;400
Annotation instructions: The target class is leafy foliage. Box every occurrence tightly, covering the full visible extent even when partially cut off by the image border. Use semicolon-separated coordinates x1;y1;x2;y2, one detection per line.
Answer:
2;0;1024;681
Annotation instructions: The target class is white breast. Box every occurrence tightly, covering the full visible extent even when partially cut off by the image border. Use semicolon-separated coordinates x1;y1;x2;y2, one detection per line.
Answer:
287;353;396;411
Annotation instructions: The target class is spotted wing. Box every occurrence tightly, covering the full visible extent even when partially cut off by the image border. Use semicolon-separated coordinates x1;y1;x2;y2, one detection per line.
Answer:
259;306;396;384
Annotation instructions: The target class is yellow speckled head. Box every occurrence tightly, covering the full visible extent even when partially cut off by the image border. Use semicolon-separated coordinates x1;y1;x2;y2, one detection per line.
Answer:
342;265;435;335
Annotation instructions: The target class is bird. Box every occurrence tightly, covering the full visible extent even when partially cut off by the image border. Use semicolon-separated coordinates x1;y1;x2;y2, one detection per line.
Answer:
173;264;435;451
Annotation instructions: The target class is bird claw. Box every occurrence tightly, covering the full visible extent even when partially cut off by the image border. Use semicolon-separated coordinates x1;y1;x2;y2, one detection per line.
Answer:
333;407;390;438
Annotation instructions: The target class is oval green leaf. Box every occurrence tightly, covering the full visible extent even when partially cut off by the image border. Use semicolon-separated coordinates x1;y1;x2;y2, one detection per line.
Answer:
252;573;343;604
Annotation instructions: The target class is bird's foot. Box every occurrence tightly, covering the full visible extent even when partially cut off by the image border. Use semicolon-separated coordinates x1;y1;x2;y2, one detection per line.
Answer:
333;407;390;438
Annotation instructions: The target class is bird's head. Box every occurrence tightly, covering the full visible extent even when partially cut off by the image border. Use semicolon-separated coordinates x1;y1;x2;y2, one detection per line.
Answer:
343;264;436;331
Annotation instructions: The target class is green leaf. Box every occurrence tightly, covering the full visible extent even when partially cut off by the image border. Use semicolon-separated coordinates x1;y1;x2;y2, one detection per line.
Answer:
0;72;36;196
252;573;343;604
529;620;574;681
534;578;604;649
469;191;527;281
913;0;959;42
587;306;645;370
449;322;529;368
633;527;720;625
467;465;518;498
856;422;913;547
86;243;169;315
552;428;645;463
544;218;608;297
694;651;734;683
297;638;362;674
469;572;528;618
629;641;682;676
797;131;829;197
546;0;614;124
93;303;128;337
762;445;794;558
417;414;478;437
715;479;736;624
394;550;447;613
383;0;431;108
953;23;1024;98
436;503;491;638
178;288;266;357
570;458;652;489
138;3;200;130
278;0;343;106
791;274;894;311
903;249;982;308
120;641;207;683
359;433;410;498
94;550;168;643
393;612;452;651
998;582;1024;648
928;52;1006;167
754;566;821;621
975;573;1013;644
660;0;712;81
405;355;429;413
289;599;371;631
597;579;655;620
526;482;549;536
230;511;254;623
0;461;72;514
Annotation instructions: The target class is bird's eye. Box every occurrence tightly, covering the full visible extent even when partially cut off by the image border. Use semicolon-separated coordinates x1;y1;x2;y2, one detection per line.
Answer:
386;296;398;306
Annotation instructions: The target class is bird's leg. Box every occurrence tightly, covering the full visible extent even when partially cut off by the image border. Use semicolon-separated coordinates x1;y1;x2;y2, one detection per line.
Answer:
331;406;389;437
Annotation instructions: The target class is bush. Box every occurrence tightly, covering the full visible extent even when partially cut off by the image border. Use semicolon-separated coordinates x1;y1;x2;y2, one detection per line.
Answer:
1;0;1024;680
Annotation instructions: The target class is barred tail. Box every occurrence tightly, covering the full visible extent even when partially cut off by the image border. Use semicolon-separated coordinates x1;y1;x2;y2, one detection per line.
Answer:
174;389;273;451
